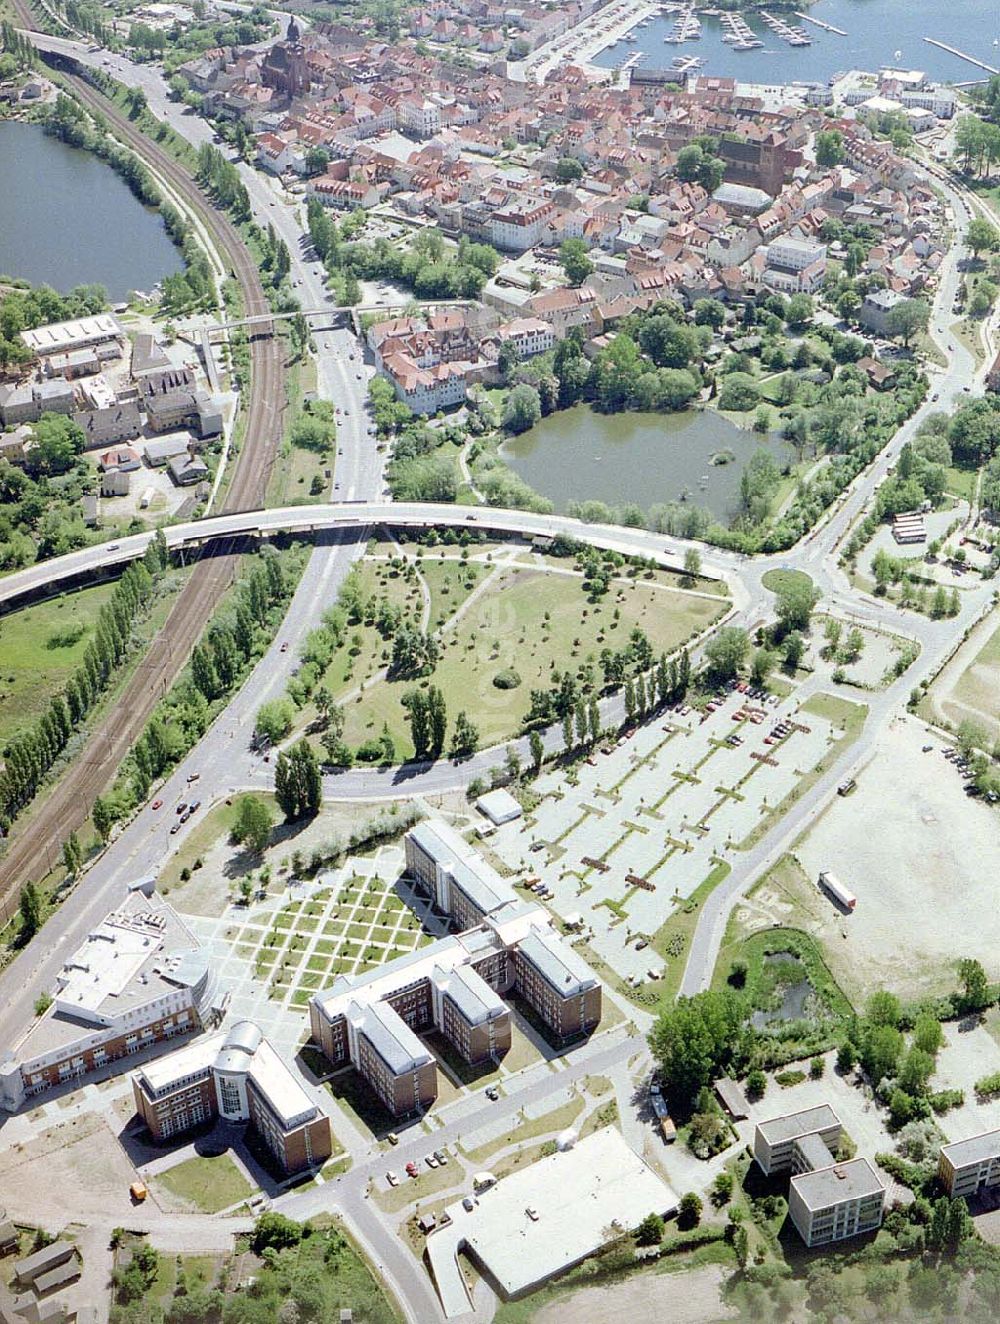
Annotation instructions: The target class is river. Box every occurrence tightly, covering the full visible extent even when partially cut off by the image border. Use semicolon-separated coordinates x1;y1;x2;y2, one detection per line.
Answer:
501;405;794;521
595;0;997;85
0;121;183;302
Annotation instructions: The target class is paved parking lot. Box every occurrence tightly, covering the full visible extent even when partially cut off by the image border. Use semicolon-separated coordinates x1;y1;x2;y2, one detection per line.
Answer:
490;688;835;983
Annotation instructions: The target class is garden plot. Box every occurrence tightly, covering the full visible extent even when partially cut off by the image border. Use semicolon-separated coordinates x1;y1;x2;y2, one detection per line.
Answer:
493;689;835;984
179;845;437;1054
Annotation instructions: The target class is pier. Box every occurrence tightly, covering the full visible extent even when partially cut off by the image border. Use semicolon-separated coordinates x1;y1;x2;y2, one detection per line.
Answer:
794;10;846;36
923;38;998;76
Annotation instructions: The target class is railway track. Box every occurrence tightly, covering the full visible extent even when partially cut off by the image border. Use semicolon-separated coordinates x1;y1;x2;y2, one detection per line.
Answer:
0;5;286;914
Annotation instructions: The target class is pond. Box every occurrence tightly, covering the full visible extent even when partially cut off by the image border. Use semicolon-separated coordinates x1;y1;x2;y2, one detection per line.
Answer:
500;404;794;522
751;952;814;1029
0;121;183;301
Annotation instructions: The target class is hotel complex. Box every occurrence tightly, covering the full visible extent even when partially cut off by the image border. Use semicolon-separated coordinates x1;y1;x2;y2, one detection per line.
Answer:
132;1020;332;1176
309;820;602;1116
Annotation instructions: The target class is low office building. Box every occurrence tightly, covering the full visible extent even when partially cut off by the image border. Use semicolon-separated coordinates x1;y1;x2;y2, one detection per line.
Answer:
310;823;600;1116
0;890;215;1113
938;1129;1000;1199
132;1019;332;1175
20;313;124;360
788;1158;886;1248
754;1105;885;1247
753;1104;841;1175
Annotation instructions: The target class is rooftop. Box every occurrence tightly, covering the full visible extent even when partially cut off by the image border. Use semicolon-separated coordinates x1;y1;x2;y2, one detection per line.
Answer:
940;1129;1000;1168
351;998;433;1076
515;925;598;996
21;314;124;354
790;1158;884;1210
429;1129;676;1307
757;1104;840;1146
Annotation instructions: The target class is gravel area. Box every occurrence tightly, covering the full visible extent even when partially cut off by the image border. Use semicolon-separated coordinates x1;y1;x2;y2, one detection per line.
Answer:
533;1264;735;1324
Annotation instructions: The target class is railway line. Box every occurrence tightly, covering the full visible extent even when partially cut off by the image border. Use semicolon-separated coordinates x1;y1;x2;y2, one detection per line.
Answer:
0;0;286;914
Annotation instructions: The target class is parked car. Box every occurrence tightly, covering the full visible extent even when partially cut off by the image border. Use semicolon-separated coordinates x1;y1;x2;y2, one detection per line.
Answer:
387;1132;399;1145
426;1154;438;1168
434;1149;448;1165
485;1086;499;1101
170;823;181;835
405;1161;418;1177
176;803;188;814
462;1197;475;1212
189;799;201;812
386;1171;400;1187
151;799;163;810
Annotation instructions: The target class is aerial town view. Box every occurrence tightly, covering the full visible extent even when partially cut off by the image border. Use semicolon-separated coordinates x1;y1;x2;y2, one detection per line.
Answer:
3;0;1000;1319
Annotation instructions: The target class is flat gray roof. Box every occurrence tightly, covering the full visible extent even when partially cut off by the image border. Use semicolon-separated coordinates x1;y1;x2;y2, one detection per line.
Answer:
940;1129;1000;1168
791;1158;884;1210
795;1131;835;1173
757;1104;840;1146
434;962;505;1026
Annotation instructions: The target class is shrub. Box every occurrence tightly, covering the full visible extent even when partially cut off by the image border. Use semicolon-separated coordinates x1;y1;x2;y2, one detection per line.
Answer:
745;1069;766;1100
775;1070;806;1088
493;668;522;690
975;1070;1000;1100
809;1056;825;1079
677;1192;703;1230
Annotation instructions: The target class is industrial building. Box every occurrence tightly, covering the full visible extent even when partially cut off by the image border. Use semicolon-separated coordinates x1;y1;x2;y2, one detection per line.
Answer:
308;821;601;1117
132;1020;332;1176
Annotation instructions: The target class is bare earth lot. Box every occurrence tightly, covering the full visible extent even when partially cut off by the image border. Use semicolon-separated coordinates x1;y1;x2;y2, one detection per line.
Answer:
929;608;1000;740
785;717;1000;1003
532;1264;735;1324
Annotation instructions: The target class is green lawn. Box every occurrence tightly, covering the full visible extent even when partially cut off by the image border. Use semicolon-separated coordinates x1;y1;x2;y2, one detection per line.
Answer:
761;568;816;597
415;554;488;631
944;463;979;504
338;564;726;759
648;860;732;1005
155;1152;255;1212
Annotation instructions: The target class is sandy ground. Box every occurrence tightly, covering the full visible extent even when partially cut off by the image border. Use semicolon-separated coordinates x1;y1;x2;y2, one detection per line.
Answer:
0;1113;141;1223
787;716;1000;1003
533;1264;735;1324
804;615;911;691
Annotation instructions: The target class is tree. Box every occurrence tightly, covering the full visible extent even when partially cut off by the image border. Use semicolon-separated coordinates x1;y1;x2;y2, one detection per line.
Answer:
837;1040;857;1073
232;795;273;855
678;1192;702;1230
815;128;844;167
250;1212;302;1255
751;647;774;686
27;413;85;476
274;740;321;821
648;988;746;1105
19;881;42;938
703;627;748;683
92;794;115;842
427;686;447;757
403;688;430;758
529;729;544;772
502;383;541;435
886;298;930;347
712;1172;734;1206
62;832;83;877
782;631;805;671
635;1212;664;1245
746;1068;766;1100
450;710;479;758
957;957;991;1013
967;216;999;258
255;698;295;746
774;577;819;636
555;156;583;183
559;237;593;286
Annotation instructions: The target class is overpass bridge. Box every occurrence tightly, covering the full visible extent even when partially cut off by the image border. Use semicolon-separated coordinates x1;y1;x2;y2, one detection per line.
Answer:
0;502;739;613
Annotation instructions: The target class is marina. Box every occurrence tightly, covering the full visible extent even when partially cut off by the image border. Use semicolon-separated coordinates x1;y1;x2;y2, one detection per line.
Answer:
760;10;812;47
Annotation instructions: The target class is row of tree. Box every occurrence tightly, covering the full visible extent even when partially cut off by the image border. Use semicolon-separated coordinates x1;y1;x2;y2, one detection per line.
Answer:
195;143;251;221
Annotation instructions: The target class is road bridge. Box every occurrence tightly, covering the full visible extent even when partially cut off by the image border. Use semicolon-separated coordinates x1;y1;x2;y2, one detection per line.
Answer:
0;502;740;613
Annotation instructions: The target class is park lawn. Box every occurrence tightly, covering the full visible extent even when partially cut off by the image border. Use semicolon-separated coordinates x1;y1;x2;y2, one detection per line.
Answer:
155;1152;255;1213
954;618;1000;717
414;554;488;632
159;796;281;891
648;860;732;1005
339;566;726;759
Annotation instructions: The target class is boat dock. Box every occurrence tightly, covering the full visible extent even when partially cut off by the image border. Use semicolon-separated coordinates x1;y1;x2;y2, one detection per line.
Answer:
923;38;999;76
760;9;812;46
720;12;763;49
794;10;846;36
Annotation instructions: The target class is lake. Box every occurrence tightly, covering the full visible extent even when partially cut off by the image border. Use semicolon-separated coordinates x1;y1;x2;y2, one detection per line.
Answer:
0;121;183;301
500;404;794;521
595;0;997;85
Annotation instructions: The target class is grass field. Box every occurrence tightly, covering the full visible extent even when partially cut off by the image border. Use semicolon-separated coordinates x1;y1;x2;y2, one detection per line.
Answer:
0;584;118;741
952;618;1000;727
336;564;726;760
155;1152;254;1212
649;860;732;1004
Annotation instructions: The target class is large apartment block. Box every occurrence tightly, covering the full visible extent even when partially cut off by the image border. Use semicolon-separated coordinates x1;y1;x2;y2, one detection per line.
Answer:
754;1105;885;1248
309;820;600;1116
132;1020;332;1176
938;1130;1000;1199
0;889;216;1113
